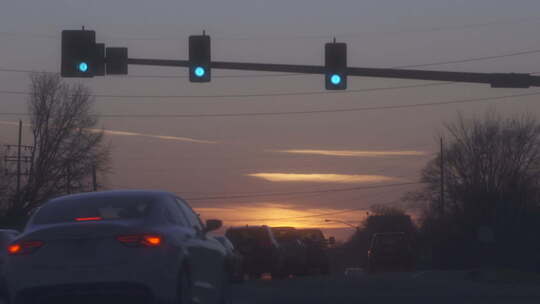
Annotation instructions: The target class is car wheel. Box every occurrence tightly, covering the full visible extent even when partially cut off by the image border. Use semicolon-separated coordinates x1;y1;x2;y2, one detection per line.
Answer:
367;264;376;274
177;268;193;304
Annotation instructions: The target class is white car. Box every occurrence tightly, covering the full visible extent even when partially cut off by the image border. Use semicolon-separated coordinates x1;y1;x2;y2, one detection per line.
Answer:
5;190;229;304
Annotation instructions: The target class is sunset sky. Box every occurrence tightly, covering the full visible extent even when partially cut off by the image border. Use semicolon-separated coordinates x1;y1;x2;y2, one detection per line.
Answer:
1;0;540;240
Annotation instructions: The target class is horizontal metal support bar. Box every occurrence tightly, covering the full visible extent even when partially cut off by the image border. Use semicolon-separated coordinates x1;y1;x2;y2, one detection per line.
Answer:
127;58;540;88
127;58;189;67
212;61;324;74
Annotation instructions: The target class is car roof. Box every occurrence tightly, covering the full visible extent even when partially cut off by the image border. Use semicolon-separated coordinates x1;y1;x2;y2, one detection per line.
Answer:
45;190;178;205
227;225;269;230
373;232;406;236
0;229;19;234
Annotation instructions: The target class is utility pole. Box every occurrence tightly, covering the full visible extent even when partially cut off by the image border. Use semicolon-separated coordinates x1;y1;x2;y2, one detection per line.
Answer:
16;120;22;204
440;137;445;217
66;164;71;194
3;122;33;206
92;164;97;191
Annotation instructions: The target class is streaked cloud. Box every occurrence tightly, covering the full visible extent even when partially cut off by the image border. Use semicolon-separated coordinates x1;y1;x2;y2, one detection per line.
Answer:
272;149;426;157
0;121;217;144
0;121;18;127
247;173;398;183
92;129;218;144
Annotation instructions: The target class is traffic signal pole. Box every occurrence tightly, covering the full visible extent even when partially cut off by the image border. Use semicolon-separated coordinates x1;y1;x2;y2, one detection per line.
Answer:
127;58;540;88
63;29;540;88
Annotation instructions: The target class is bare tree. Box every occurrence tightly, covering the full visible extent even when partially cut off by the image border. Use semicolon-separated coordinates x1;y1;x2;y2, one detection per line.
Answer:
407;111;540;269
415;112;540;232
1;73;110;225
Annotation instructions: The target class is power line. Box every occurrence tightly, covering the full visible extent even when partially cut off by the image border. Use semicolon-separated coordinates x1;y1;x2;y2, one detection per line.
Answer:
1;17;539;42
0;82;453;100
0;91;538;119
218;187;407;222
184;182;422;201
394;49;540;69
0;67;303;79
224;208;366;222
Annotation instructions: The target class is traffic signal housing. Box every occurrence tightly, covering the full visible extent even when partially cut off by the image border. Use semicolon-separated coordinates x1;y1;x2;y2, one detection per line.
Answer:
106;47;128;75
189;35;211;82
325;42;347;90
61;30;103;77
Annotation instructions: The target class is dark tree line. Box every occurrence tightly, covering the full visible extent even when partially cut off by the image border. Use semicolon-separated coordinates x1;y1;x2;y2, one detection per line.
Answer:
339;111;540;272
411;112;540;270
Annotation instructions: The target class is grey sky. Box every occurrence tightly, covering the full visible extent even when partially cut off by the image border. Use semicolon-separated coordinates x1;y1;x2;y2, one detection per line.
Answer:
1;0;540;238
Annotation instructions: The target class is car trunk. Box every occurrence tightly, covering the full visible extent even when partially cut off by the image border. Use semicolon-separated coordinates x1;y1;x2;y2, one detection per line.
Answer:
19;221;146;268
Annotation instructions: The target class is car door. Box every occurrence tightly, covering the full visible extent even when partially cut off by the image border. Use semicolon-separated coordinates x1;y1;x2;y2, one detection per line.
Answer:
161;198;205;302
176;198;225;304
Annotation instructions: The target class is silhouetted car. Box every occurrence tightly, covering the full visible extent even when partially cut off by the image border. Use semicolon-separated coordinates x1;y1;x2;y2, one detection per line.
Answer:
271;227;309;278
5;190;229;304
225;225;283;279
367;232;415;274
214;235;244;283
297;228;331;275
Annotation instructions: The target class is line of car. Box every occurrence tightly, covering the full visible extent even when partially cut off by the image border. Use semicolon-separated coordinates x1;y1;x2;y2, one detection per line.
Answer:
0;190;336;304
0;190;413;304
223;225;333;280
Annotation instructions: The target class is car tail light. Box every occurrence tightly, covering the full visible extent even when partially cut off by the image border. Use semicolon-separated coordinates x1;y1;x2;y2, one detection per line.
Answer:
116;234;163;248
8;240;44;255
75;217;102;221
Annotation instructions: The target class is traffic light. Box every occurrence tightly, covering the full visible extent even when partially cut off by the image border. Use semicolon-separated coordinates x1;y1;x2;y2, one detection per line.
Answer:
325;42;347;90
61;30;103;77
189;35;211;82
106;47;128;75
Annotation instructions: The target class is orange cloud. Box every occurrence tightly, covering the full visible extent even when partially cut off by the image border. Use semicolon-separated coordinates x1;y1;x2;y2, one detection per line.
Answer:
247;173;399;184
195;203;368;229
272;149;426;157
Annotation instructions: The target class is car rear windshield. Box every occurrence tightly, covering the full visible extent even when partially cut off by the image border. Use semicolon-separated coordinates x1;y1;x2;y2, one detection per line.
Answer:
226;228;270;243
272;228;299;242
373;234;407;249
32;195;154;225
298;229;325;241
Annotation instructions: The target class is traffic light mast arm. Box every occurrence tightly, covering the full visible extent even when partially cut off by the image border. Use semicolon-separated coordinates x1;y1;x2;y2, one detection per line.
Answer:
127;58;540;88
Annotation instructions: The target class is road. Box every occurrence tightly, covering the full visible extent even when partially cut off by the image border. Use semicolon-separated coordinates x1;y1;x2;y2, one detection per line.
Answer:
231;270;540;304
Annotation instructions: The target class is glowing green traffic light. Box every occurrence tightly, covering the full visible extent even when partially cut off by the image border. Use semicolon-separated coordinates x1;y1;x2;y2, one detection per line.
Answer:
330;74;342;85
194;66;206;78
78;62;89;73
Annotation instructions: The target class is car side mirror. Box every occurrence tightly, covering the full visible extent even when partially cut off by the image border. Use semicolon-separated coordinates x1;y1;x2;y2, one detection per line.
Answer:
328;236;336;245
204;219;222;233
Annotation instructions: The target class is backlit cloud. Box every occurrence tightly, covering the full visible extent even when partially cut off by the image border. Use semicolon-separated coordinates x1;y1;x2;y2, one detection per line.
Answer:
196;203;368;229
272;149;426;157
247;173;399;183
